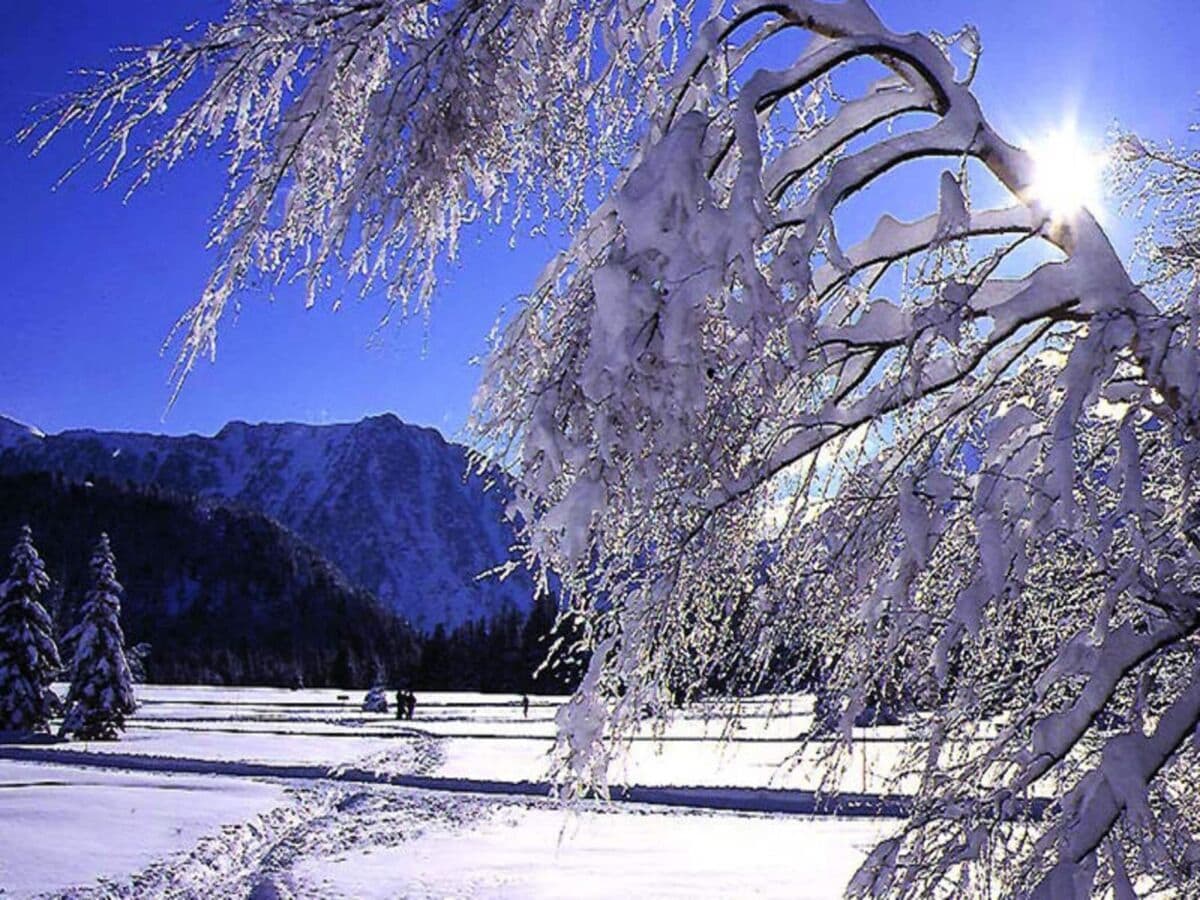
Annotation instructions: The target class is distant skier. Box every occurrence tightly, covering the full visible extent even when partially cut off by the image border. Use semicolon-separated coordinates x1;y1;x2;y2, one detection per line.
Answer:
406;691;417;720
521;694;529;719
394;689;406;720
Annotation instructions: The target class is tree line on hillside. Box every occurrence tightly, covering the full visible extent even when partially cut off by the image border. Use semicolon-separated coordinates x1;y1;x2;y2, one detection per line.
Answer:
417;594;583;695
0;471;582;693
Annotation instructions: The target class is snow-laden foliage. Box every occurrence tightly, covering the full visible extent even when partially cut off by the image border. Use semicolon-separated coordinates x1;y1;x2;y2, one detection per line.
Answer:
61;534;137;741
30;0;1200;895
362;685;389;713
1111;124;1200;318
24;0;702;397
0;525;62;733
469;4;1200;897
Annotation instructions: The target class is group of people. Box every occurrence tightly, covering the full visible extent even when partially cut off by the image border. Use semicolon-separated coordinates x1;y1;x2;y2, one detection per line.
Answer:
372;690;532;721
395;689;417;720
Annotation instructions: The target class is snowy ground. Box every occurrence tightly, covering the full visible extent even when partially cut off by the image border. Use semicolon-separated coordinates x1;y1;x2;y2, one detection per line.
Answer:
0;687;901;898
0;760;285;896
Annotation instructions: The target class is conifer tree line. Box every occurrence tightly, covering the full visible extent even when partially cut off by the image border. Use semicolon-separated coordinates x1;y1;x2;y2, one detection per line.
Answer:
414;593;584;695
0;472;579;692
0;525;136;739
0;523;582;734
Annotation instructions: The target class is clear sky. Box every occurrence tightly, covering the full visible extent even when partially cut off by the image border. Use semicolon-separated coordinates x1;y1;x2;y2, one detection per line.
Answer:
1;1;1198;439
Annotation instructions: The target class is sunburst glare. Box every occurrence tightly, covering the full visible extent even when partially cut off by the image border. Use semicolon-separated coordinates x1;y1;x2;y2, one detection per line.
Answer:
1028;126;1107;221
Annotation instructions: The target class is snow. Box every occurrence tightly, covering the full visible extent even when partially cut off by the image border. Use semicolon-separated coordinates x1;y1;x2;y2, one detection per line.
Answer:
0;414;45;447
0;686;905;897
0;759;285;896
295;805;889;899
0;415;535;631
65;687;913;794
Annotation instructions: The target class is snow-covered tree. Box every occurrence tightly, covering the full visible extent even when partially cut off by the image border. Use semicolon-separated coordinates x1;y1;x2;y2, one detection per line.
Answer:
29;1;1200;895
362;684;389;714
23;0;701;399
473;9;1200;894
0;525;62;733
60;534;137;741
126;642;152;683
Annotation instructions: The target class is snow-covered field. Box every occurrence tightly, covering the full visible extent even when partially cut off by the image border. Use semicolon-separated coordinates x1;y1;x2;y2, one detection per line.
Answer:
0;686;901;898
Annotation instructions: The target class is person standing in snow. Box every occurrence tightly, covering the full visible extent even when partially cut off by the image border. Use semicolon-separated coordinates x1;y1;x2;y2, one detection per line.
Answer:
521;694;529;719
396;688;416;720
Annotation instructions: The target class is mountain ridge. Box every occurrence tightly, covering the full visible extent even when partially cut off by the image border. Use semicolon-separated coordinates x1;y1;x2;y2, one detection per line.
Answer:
0;470;420;687
0;412;531;631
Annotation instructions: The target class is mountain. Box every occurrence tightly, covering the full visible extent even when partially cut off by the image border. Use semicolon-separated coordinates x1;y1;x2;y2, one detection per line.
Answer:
0;415;44;445
0;413;532;631
0;471;420;687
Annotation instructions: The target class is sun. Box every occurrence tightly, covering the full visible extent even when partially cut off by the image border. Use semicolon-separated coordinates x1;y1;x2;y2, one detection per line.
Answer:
1027;127;1106;221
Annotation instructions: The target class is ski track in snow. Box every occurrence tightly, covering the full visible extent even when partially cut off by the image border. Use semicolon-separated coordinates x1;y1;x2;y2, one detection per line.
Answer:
0;743;922;819
46;782;874;900
52;783;493;900
2;688;910;898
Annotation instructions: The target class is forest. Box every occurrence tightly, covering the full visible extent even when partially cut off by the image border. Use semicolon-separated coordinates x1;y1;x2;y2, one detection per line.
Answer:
0;471;577;692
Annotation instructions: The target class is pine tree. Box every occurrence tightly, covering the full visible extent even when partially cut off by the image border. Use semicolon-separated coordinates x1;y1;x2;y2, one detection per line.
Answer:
0;525;62;733
60;534;137;740
361;685;388;714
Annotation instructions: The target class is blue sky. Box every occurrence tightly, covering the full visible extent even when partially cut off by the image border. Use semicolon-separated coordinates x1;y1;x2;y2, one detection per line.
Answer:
1;1;1198;439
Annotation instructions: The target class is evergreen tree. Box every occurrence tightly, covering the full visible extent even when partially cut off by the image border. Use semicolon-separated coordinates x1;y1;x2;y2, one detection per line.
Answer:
60;534;137;740
0;525;62;733
361;684;388;714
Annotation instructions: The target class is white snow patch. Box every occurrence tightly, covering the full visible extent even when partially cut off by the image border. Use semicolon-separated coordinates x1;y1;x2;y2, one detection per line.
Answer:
295;805;891;899
0;759;284;897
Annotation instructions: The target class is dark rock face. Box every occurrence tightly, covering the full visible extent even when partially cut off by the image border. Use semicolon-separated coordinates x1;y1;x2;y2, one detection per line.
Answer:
0;413;531;631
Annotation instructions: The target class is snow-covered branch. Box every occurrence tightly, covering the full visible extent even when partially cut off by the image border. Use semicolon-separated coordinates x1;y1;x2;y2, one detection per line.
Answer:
25;0;704;394
470;2;1200;896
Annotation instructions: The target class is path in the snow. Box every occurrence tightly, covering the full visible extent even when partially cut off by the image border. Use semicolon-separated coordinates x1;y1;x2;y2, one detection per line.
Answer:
0;688;957;897
44;776;892;900
53;780;496;899
0;744;924;819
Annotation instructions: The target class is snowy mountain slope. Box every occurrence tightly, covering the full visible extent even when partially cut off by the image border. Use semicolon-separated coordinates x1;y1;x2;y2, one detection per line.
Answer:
0;413;532;631
0;415;44;446
0;471;420;687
